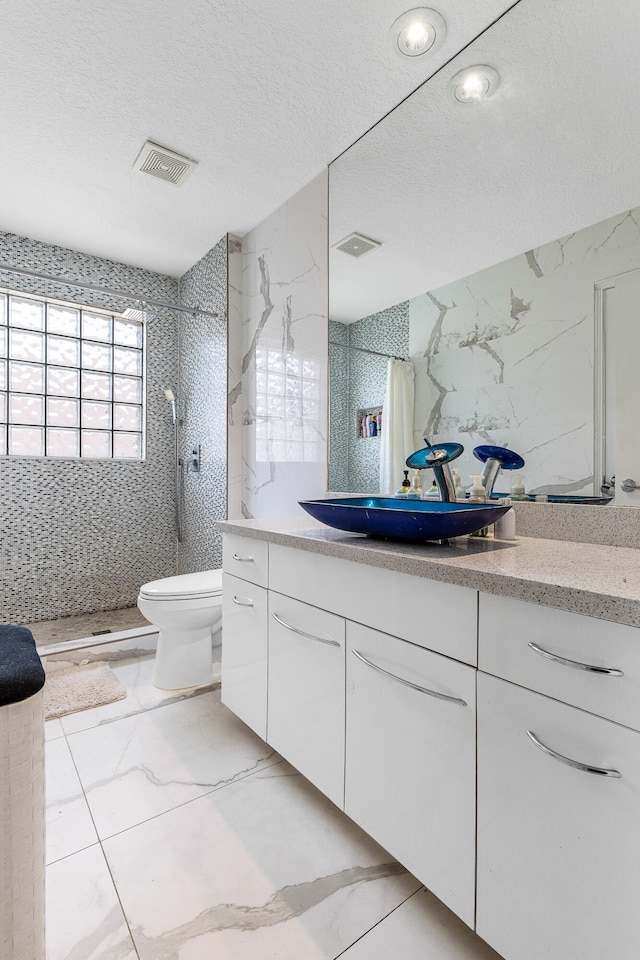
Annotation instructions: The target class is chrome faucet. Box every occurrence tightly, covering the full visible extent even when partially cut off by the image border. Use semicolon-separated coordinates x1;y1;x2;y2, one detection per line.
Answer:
406;435;464;502
472;445;525;499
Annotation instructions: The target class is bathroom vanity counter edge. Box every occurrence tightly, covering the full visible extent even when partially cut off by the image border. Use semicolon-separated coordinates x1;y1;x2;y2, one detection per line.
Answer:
216;518;640;628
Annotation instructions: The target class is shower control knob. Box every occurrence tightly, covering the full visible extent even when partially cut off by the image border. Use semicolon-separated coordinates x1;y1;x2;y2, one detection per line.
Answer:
620;478;639;493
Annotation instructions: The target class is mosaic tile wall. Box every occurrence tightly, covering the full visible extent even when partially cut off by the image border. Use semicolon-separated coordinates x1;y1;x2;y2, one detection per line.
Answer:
233;172;329;518
0;231;180;624
328;303;409;493
177;236;228;574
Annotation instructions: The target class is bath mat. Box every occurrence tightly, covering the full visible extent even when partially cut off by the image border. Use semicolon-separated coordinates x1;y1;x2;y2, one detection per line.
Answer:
43;660;127;720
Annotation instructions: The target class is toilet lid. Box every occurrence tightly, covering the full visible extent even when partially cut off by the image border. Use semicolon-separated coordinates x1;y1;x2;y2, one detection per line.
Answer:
139;569;223;601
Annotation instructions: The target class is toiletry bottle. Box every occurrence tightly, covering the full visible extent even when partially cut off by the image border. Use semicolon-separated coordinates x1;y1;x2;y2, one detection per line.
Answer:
494;497;516;540
377;411;382;435
452;468;464;501
395;470;411;497
511;475;527;500
424;481;439;500
468;475;488;536
406;469;423;499
468;475;486;503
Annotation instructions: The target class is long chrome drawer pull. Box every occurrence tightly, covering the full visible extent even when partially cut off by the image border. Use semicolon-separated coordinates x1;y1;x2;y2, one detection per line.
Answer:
526;730;621;778
232;553;254;562
232;596;254;607
352;649;467;706
271;612;340;647
528;641;623;676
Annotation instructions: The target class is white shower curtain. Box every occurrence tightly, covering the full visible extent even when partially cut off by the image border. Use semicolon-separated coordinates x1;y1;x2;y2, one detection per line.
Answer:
379;358;415;494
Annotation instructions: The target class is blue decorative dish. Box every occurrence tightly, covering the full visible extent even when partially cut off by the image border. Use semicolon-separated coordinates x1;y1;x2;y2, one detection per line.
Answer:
298;497;512;543
473;445;525;471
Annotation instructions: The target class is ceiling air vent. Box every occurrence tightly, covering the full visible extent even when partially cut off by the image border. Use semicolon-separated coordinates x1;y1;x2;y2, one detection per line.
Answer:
333;232;382;258
133;140;198;186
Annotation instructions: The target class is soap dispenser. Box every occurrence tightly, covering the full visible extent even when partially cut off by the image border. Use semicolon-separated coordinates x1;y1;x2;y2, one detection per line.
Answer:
468;475;486;503
510;475;527;500
395;470;411;497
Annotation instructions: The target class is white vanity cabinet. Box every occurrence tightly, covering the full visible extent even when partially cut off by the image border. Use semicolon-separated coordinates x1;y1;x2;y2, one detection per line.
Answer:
221;540;269;739
267;593;345;807
345;622;476;927
476;671;640;960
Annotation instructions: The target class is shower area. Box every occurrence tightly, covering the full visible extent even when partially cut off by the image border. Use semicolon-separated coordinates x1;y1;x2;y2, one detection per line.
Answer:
0;231;231;649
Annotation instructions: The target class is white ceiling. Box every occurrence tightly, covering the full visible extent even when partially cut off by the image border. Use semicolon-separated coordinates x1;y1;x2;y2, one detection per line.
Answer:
0;0;516;278
329;0;640;322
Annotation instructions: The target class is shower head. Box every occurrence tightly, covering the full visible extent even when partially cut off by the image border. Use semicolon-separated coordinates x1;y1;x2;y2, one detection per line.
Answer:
164;388;177;422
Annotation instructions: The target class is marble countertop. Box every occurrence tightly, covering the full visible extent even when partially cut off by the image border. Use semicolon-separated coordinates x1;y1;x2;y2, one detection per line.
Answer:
218;518;640;628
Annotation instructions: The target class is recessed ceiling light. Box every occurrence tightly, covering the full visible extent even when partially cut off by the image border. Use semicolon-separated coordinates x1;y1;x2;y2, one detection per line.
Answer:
389;8;447;60
449;65;500;104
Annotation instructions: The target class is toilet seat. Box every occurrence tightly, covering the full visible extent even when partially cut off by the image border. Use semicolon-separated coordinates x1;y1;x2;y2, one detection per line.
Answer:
138;569;223;602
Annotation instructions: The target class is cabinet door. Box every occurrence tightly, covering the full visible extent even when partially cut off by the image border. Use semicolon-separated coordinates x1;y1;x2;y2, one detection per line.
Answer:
221;574;268;739
345;622;476;928
268;592;345;808
477;672;640;960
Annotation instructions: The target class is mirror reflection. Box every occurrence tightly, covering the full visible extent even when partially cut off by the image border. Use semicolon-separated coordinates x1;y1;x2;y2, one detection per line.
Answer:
328;0;640;502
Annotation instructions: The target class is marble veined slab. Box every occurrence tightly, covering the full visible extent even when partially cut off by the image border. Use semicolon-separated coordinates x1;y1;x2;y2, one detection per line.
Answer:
103;760;419;960
68;689;279;838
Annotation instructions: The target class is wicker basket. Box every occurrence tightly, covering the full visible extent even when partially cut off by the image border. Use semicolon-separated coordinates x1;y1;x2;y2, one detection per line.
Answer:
0;690;45;960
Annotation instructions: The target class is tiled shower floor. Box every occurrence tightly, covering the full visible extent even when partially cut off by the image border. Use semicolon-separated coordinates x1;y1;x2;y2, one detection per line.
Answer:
28;605;150;646
44;651;505;960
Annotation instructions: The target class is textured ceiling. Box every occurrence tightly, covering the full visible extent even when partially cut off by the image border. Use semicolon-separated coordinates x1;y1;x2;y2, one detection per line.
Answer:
330;0;640;321
0;0;515;276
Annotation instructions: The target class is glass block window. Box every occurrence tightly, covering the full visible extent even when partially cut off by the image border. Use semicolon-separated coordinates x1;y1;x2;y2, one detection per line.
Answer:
255;339;322;462
0;289;145;459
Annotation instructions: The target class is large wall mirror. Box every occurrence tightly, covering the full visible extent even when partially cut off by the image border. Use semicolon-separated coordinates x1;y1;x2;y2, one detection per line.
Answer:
328;0;640;503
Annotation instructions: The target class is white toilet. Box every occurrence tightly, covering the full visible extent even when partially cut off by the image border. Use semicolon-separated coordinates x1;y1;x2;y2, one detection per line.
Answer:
137;569;223;690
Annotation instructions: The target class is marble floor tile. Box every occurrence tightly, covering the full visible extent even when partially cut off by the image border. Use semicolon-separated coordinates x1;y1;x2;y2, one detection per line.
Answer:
103;760;420;960
45;718;65;741
67;689;279;839
337;887;504;959
60;653;219;735
46;736;99;865
46;844;138;960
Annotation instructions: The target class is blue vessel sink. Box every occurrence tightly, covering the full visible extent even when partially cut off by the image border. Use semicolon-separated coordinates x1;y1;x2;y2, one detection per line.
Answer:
298;497;512;543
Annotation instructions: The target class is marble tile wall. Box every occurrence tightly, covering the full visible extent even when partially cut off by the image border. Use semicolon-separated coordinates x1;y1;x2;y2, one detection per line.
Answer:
328;303;409;493
178;236;229;573
232;171;329;518
409;206;640;497
0;231;179;624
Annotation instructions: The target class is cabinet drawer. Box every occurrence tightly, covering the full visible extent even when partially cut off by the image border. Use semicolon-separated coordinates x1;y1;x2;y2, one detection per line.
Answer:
269;544;478;665
268;593;345;808
222;534;269;587
345;622;476;927
477;672;640;960
479;593;640;730
221;574;268;739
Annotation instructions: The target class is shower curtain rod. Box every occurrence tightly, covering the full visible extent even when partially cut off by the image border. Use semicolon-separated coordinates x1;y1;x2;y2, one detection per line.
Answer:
0;261;220;319
328;340;408;361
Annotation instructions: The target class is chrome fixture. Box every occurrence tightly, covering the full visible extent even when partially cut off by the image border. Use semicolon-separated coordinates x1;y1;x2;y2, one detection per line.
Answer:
405;435;464;501
188;443;201;473
620;478;639;493
473;445;525;498
164;388;183;543
352;649;467;705
526;731;621;779
527;641;623;676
